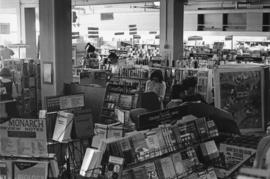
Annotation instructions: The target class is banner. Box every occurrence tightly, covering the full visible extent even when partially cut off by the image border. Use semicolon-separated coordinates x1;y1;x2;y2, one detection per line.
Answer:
0;118;48;157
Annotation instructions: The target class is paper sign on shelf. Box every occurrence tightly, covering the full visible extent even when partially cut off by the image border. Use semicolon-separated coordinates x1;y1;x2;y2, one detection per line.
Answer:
0;118;48;157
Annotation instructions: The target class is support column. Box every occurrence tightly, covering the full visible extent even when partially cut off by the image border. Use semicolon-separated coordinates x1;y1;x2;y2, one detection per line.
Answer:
160;0;184;65
39;0;72;106
25;8;36;58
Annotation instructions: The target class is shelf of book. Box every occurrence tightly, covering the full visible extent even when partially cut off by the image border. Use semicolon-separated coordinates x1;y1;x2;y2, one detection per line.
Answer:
100;83;139;123
0;99;16;104
123;136;216;171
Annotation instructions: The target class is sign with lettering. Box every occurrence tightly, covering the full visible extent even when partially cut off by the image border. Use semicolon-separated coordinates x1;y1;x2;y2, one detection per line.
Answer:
137;105;189;130
0;118;48;157
13;160;48;179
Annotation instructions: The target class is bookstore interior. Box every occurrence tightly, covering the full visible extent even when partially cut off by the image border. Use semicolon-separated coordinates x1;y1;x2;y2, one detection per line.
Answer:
3;0;270;178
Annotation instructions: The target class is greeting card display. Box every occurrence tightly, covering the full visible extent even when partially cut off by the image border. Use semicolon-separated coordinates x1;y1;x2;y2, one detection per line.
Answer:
214;66;265;132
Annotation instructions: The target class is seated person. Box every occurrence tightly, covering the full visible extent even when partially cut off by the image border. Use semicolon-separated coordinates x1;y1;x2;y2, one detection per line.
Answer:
166;84;185;108
181;77;206;103
130;92;161;125
167;77;205;109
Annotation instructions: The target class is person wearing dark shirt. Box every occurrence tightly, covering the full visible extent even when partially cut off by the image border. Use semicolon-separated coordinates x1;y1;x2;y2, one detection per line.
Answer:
181;76;206;103
167;77;206;109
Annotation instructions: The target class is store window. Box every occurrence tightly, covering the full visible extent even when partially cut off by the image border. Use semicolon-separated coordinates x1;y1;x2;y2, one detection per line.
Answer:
0;8;18;45
71;1;160;62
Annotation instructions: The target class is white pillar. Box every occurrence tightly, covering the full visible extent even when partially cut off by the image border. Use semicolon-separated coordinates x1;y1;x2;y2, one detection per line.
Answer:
160;0;184;66
39;0;72;106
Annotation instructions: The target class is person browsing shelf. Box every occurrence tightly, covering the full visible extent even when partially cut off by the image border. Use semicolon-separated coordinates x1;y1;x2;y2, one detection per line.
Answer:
166;77;206;109
145;70;166;107
181;77;205;103
166;84;185;108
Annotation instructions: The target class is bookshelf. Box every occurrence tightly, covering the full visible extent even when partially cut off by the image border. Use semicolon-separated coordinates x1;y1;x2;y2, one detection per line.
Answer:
2;59;41;118
82;110;260;179
100;83;139;124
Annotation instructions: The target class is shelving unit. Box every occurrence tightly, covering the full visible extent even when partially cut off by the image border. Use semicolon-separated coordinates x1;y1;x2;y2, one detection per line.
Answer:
100;83;139;124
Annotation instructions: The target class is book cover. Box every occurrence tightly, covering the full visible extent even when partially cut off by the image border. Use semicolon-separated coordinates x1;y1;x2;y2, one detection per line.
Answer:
154;128;168;154
130;133;149;161
107;125;123;138
206;167;218;179
145;131;161;157
171;152;186;178
106;156;124;179
72;109;94;139
118;138;135;165
195;117;209;140
94;123;108;139
80;148;102;177
160;125;171;152
0;160;11;179
52;111;74;142
171;126;183;149
121;170;133;179
119;94;133;109
132;166;147;179
166;124;177;151
144;162;158;179
12;160;48;179
154;160;165;179
160;156;177;179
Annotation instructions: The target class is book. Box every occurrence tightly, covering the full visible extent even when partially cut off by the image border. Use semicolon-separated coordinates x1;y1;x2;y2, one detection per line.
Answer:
206;167;218;179
106;156;124;179
119;94;133;109
0;161;8;179
48;157;59;178
80;148;102;177
145;130;161;157
107;125;123;138
195;117;209;140
166;124;177;151
144;162;158;179
52;111;74;142
12;160;48;179
171;126;183;149
200;140;219;160
153;128;168;154
160;156;177;179
154;159;164;179
94;122;122;139
118;138;135;165
130;133;149;161
171;152;186;178
132;166;147;179
159;125;171;152
206;120;219;138
94;123;108;139
121;170;133;179
72;109;94;139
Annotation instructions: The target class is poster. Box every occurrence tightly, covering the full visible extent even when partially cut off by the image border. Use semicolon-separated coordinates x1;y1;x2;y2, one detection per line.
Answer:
43;62;53;84
214;67;264;132
0;118;48;157
13;160;48;179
